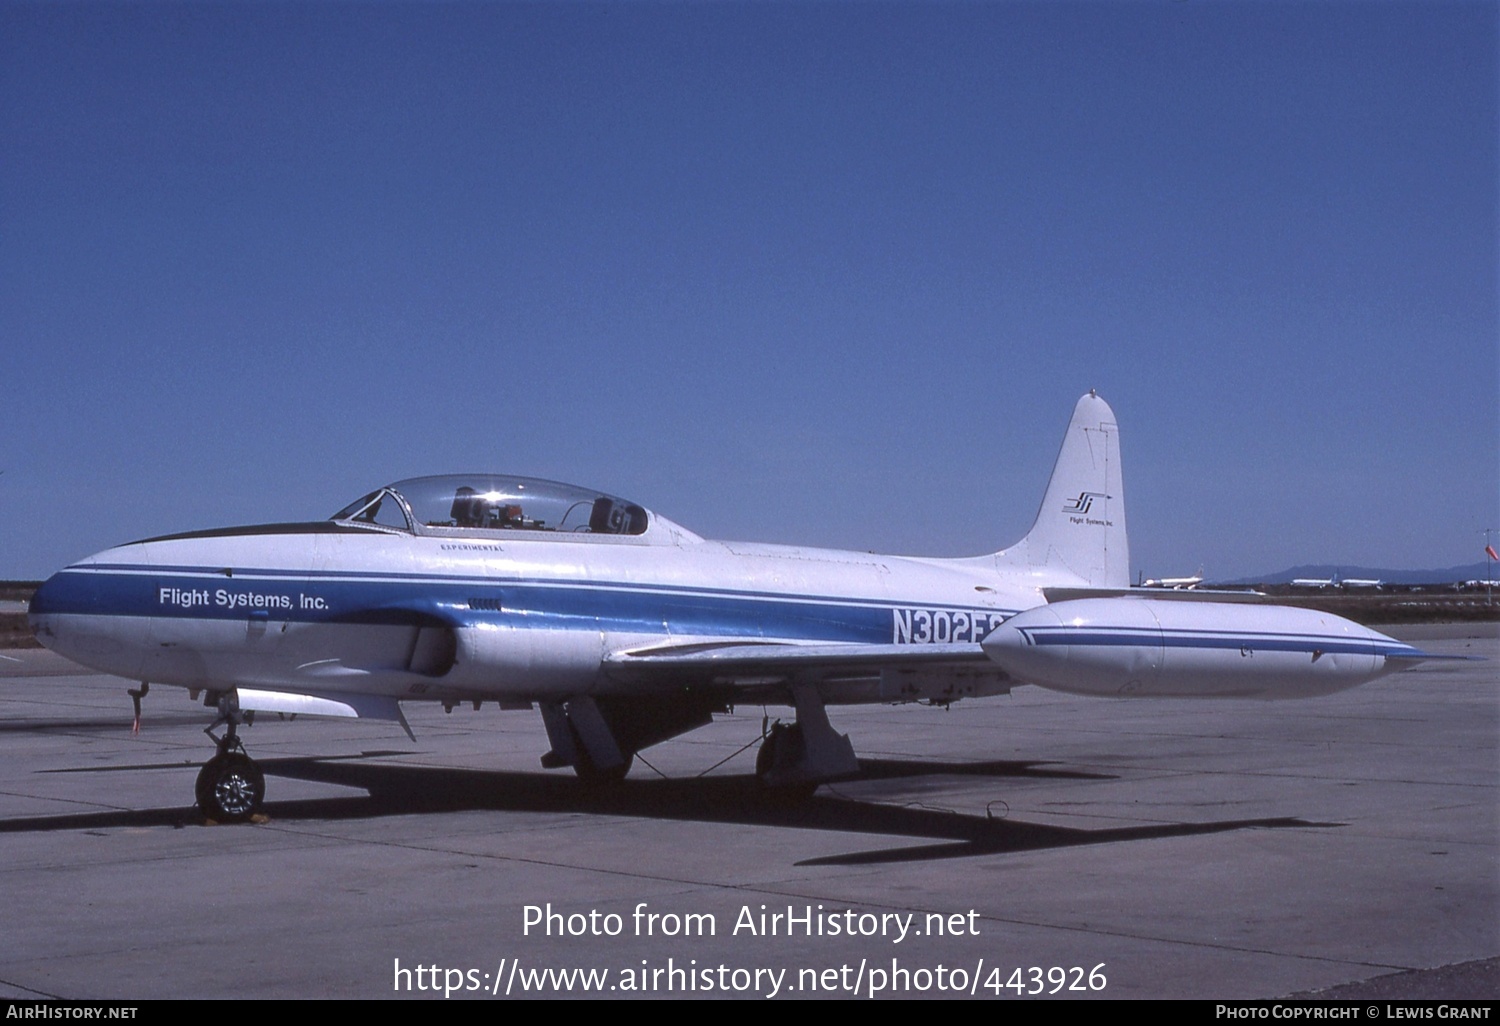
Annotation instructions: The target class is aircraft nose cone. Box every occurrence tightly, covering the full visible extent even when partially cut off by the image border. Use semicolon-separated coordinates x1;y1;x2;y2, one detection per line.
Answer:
27;572;66;647
25;555;151;679
29;571;65;615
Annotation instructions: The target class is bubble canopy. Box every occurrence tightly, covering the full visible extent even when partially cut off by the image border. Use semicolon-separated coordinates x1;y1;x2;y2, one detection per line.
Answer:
331;475;649;537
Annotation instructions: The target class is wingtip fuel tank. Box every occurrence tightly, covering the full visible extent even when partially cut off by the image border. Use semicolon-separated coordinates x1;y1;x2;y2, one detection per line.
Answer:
981;597;1426;699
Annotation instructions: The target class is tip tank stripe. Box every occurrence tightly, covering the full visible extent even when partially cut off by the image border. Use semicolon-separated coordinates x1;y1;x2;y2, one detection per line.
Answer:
1016;626;1421;658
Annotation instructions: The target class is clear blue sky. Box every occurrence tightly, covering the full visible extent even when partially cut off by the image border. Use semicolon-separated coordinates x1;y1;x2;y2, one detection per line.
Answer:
3;1;1495;581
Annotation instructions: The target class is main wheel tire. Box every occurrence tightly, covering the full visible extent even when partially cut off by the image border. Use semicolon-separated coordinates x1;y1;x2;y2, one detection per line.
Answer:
196;753;265;822
573;751;633;786
755;725;817;801
755;726;783;778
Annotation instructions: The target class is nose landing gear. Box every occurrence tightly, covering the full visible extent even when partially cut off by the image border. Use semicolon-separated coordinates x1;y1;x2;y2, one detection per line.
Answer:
197;693;265;823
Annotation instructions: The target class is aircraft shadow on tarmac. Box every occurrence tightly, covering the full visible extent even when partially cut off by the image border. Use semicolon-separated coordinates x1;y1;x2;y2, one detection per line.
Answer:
0;714;211;733
9;756;1338;865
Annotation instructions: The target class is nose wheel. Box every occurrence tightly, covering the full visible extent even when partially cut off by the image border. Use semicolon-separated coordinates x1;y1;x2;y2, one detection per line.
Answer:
197;694;265;822
195;750;265;822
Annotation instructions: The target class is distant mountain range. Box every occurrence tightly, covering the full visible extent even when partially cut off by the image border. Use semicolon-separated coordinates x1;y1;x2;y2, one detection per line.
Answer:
1217;562;1498;586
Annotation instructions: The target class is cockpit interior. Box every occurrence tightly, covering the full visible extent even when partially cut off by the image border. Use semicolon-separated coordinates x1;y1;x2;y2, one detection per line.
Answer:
332;475;650;537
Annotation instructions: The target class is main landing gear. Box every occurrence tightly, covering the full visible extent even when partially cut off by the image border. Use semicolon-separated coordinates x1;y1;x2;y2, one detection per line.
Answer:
539;694;721;787
755;723;817;801
196;694;265;823
754;686;859;800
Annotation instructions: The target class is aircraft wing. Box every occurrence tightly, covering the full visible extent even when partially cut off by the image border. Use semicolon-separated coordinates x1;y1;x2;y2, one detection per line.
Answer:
602;640;1008;703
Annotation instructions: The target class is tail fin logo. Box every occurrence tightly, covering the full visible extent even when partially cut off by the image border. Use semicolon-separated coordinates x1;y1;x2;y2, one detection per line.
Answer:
1062;492;1109;515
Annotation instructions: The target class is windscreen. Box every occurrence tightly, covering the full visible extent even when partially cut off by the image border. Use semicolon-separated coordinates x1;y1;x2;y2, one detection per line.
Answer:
335;476;647;536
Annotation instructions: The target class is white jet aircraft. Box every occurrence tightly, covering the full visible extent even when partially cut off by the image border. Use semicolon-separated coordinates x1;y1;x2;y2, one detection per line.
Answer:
1143;568;1205;590
28;393;1439;821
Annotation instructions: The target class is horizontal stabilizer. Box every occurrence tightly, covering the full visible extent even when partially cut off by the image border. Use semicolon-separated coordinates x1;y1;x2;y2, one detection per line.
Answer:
1044;587;1266;604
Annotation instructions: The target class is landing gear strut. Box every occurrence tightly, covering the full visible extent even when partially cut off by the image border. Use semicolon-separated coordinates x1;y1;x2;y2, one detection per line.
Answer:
754;686;859;800
196;694;265;822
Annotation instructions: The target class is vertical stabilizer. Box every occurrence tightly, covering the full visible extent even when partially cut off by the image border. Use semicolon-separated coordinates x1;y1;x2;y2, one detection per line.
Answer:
996;391;1129;587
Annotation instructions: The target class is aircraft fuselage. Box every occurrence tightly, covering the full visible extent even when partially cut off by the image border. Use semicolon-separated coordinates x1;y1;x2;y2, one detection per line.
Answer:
30;524;1030;703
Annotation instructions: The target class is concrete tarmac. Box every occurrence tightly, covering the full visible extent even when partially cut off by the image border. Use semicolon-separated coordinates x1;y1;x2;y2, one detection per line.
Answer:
0;624;1494;1000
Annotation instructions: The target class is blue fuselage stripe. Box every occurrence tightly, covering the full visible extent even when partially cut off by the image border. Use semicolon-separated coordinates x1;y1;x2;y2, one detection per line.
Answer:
32;567;1016;646
67;562;997;612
